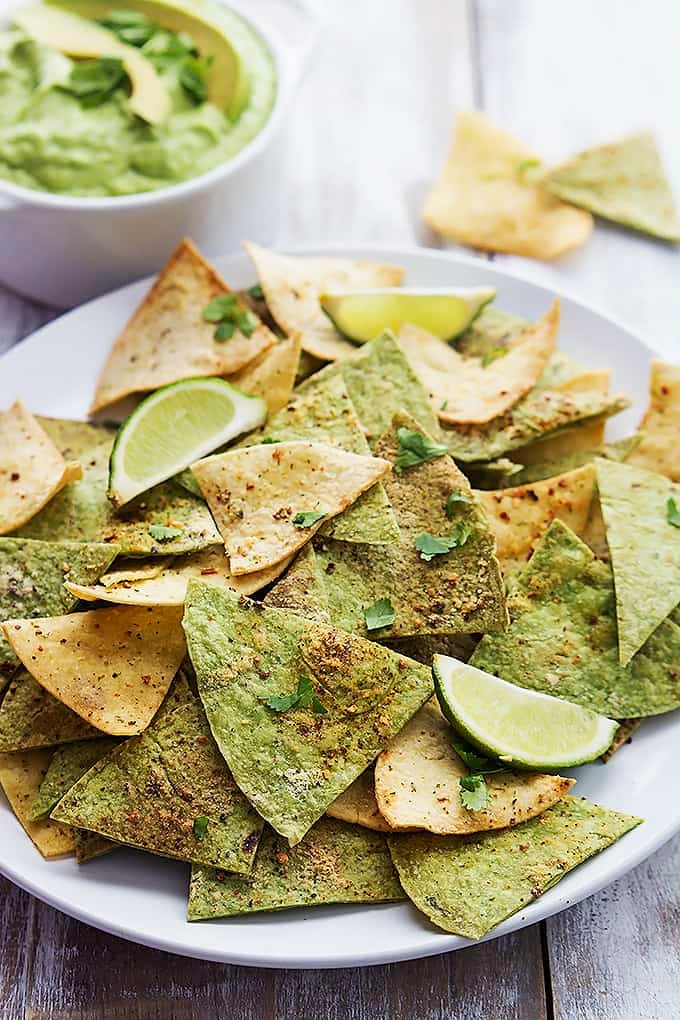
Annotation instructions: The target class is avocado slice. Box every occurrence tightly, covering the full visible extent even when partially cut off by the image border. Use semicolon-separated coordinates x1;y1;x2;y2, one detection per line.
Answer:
49;0;251;119
15;5;170;123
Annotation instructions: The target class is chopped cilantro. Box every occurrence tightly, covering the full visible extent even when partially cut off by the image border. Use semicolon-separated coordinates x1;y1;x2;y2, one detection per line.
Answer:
203;294;257;340
667;497;680;528
202;294;238;322
100;10;155;47
292;510;327;528
459;774;489;811
260;437;281;445
62;57;126;108
394;427;448;474
179;55;211;103
481;346;509;368
248;283;265;300
142;28;197;68
235;309;256;338
148;524;183;542
451;737;504;775
364;597;396;631
265;675;327;714
192;816;209;840
415;522;471;561
440;399;449;411
214;321;236;342
445;491;472;518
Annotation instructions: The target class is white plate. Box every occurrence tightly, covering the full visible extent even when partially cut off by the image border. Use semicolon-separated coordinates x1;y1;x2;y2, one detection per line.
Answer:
0;245;672;970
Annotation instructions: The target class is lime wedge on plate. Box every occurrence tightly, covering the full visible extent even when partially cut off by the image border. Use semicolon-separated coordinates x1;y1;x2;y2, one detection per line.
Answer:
433;655;618;769
108;377;266;507
319;287;496;343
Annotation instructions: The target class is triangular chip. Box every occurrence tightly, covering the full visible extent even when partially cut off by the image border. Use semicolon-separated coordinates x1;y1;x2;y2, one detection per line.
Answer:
228;333;302;416
15;428;222;556
36;415;115;457
422;111;593;259
398;300;559;425
601;718;642;763
327;769;391;832
484;434;641;489
183;583;433;843
244;242;404;360
53;698;264;871
388;797;641;938
0;537;119;691
263;544;332;624
3;605;186;735
90;239;276;413
456;306;529;358
0;670;102;752
628;361;680;481
477;464;596;578
596;458;680;664
543;132;680;241
470;520;680;717
28;737;119;820
0;402;82;534
188;817;404;920
375;700;573;834
192;441;391;575
0;749;75;859
384;633;479;667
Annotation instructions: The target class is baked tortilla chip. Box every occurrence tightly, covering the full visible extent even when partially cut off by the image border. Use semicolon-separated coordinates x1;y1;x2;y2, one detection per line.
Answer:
470;520;680;717
0;670;102;752
244;242;404;361
327;769;391;832
36;415;115;458
481;434;641;489
601;718;642;763
90;239;276;413
384;633;479;667
543;132;680;241
188;817;403;920
477;464;596;578
0;749;75;858
456;306;529;358
263;544;332;624
53;698;263;871
3;605;186;735
0;402;82;535
192;441;391;575
74;830;117;864
422;112;593;259
596;458;680;665
312;414;507;638
15;429;222;556
28;737;119;820
388;797;641;939
228;333;302;416
0;537;119;691
398;301;559;425
183;583;433;844
375;700;573;835
628;361;680;481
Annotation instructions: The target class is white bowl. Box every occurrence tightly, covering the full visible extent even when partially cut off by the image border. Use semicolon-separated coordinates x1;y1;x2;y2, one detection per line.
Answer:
0;0;317;307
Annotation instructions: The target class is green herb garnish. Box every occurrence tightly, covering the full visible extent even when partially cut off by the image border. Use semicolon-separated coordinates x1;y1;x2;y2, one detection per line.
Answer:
202;294;238;322
292;510;327;528
192;816;209;840
179;55;211;104
100;10;155;47
214;321;236;341
452;736;504;811
142;28;197;68
459;774;490;811
62;57;126;108
667;497;680;528
445;491;472;518
202;294;256;341
248;283;265;300
481;346;509;368
260;437;281;445
266;675;327;714
148;524;183;542
394;427;448;474
415;522;471;561
364;597;396;631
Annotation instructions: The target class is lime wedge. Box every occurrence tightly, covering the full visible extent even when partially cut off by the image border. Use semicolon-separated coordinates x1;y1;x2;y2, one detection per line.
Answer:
108;377;266;507
433;655;618;769
319;287;496;343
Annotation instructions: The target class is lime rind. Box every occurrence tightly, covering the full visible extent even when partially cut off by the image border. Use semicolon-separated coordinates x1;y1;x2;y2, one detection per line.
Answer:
108;376;266;507
433;654;618;770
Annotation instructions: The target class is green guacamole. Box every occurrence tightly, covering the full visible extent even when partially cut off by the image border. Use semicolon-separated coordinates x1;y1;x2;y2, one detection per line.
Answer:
0;3;276;197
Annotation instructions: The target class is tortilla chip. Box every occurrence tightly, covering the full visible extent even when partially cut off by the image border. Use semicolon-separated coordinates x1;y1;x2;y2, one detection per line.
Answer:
74;830;117;863
0;537;119;691
0;749;75;858
596;458;680;664
398;301;559;425
64;546;289;606
28;737;119;820
601;718;642;763
90;239;276;413
263;544;332;624
36;416;115;457
244;242;404;361
477;464;597;578
470;520;680;717
188;817;404;920
442;386;629;463
295;350;325;384
0;670;102;751
15;430;222;556
628;361;680;481
228;333;302;416
183;583;433;843
326;769;391;832
481;434;642;489
422;112;593;259
53;698;264;871
192;441;391;575
0;402;82;535
543;132;680;241
375;700;573;834
456;307;529;358
388;796;641;939
383;633;479;667
3;605;186;735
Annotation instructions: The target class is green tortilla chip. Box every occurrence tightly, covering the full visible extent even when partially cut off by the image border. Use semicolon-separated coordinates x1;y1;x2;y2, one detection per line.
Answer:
384;633;479;667
470;520;680;717
263;544;332;624
456;307;529;358
74;830;116;864
28;737;119;821
476;434;641;489
442;387;630;463
0;669;102;752
188;817;404;920
0;537;119;690
15;431;221;556
388;796;641;939
37;416;115;458
596;458;680;665
543;132;680;242
52;698;264;872
601;718;642;763
183;582;433;844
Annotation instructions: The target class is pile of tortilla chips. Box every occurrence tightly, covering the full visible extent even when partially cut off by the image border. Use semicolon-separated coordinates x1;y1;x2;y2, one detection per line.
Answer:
5;236;677;943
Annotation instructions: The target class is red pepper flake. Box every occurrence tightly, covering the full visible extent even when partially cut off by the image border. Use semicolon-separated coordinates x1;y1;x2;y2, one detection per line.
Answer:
200;567;218;575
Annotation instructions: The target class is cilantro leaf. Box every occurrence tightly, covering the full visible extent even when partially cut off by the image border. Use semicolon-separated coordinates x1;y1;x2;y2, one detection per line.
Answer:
415;522;471;561
667;497;680;528
142;28;197;68
265;691;300;712
445;491;472;518
364;597;396;631
214;321;236;341
235;309;256;337
481;346;509;368
100;10;156;47
248;283;264;300
292;510;326;528
459;774;490;811
148;524;183;542
452;737;504;775
265;675;326;714
202;294;238;322
192;816;209;840
179;55;211;103
260;437;280;445
394;427;448;474
63;57;126;107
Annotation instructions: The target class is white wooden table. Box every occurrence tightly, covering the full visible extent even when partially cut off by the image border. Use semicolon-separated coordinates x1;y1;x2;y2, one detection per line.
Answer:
2;1;680;1015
